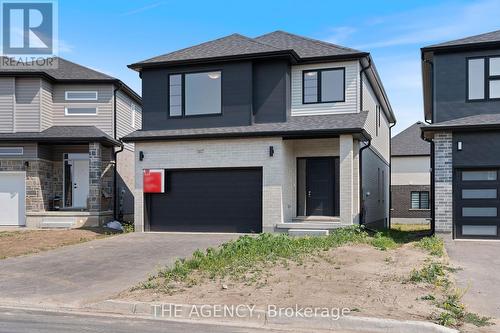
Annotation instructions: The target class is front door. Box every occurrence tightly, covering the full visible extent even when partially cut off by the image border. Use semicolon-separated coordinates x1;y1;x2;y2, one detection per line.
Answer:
64;153;89;209
306;157;335;216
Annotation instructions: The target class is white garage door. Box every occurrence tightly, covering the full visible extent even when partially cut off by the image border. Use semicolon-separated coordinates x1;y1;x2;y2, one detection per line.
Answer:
0;172;25;226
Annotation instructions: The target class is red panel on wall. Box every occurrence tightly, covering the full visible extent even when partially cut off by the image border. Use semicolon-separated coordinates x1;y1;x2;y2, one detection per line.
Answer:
143;169;165;193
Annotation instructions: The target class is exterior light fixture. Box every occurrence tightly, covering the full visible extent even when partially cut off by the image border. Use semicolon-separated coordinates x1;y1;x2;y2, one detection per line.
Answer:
139;151;144;161
207;72;221;79
457;141;463;151
269;146;274;157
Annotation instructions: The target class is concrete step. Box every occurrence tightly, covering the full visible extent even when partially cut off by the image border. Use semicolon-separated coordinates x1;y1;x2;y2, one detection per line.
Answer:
41;222;73;229
275;221;342;230
292;216;341;223
288;229;330;236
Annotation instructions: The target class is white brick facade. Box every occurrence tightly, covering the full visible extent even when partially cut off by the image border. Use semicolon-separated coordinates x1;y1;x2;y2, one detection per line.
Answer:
134;136;360;232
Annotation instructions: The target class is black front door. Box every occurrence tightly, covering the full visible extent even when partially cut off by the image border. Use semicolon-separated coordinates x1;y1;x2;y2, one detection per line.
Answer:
306;157;335;216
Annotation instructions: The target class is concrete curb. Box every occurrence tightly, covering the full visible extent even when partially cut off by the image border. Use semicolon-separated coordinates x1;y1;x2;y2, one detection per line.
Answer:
87;300;459;333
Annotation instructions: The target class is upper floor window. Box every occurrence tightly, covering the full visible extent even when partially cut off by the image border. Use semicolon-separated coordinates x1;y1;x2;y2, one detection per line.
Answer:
131;103;137;128
467;57;500;101
302;68;345;104
65;91;98;101
65;107;97;116
0;147;23;155
168;71;222;117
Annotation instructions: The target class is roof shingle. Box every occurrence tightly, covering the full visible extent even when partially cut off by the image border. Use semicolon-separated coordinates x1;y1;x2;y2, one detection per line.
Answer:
123;112;370;142
130;31;367;68
0;126;120;146
423;29;500;50
391;121;429;156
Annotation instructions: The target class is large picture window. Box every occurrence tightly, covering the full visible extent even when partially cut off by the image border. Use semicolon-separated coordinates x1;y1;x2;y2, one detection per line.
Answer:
168;71;222;117
467;56;500;101
302;68;345;104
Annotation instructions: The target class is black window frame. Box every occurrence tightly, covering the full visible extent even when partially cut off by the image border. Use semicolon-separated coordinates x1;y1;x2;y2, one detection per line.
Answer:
410;191;430;210
168;70;223;118
302;67;346;105
466;56;500;102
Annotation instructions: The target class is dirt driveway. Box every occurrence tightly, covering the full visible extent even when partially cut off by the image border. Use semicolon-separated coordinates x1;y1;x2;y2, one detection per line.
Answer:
443;234;500;319
0;232;237;308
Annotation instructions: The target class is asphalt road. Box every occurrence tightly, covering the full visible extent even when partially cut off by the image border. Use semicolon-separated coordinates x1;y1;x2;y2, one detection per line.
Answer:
0;308;353;333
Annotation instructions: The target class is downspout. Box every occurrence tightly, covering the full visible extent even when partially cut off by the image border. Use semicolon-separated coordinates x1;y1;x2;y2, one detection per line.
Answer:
358;57;372;227
423;58;435;236
113;82;124;221
388;121;396;230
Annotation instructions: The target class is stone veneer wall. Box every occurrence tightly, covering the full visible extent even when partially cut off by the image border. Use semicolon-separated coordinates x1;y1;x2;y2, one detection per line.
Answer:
433;132;453;233
0;159;52;212
88;142;114;213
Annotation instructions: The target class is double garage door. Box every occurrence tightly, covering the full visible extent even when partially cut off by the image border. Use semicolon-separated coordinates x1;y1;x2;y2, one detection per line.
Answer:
455;169;500;239
145;168;262;233
0;172;25;226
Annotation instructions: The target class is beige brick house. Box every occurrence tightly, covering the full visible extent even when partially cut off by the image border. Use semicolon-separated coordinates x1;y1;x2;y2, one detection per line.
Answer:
124;31;396;234
0;58;141;228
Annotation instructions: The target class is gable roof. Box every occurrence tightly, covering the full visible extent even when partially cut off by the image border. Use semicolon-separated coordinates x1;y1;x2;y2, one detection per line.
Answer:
123;112;370;142
0;126;120;146
391;121;430;156
422;29;500;52
255;30;365;59
0;57;141;103
129;31;367;70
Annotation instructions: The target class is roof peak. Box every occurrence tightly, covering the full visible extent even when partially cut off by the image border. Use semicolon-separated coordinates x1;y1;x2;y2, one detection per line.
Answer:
423;28;500;50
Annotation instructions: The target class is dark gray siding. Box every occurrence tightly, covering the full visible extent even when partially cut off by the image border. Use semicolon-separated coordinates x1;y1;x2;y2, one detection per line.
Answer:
434;49;500;122
362;147;389;229
453;131;500;168
252;60;288;123
141;62;253;130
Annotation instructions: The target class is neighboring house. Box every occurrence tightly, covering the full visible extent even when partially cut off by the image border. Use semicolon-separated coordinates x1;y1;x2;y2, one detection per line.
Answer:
0;58;142;228
391;122;431;225
123;31;395;234
421;29;500;240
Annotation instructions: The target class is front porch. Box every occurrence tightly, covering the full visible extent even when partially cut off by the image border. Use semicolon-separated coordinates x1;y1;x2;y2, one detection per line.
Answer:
24;142;115;228
274;135;361;234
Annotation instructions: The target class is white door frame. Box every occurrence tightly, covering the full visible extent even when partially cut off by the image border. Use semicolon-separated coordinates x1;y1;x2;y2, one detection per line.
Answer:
0;171;26;226
63;153;90;209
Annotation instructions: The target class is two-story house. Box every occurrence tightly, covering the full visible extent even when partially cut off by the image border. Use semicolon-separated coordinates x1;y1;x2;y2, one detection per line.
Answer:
0;57;142;228
391;122;431;226
123;31;395;234
421;30;500;239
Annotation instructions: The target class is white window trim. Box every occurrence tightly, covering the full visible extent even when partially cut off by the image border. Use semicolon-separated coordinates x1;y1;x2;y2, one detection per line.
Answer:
64;106;98;116
65;91;98;101
131;103;136;128
0;147;23;155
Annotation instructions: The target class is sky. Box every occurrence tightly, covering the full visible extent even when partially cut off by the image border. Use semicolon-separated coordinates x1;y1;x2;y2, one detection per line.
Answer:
56;0;500;134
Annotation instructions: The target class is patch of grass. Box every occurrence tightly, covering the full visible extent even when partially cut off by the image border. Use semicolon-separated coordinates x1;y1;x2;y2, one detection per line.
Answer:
371;233;398;251
410;262;448;285
121;221;135;233
391;223;431;232
143;226;433;290
421;294;436;301
416;236;445;257
463;312;494;327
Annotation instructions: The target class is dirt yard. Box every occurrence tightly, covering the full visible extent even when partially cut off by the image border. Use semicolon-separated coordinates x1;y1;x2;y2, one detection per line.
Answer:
0;228;116;259
120;243;443;322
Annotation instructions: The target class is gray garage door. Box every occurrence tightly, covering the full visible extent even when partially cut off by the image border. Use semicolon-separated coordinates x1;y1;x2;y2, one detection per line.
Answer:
145;168;262;233
455;169;500;239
